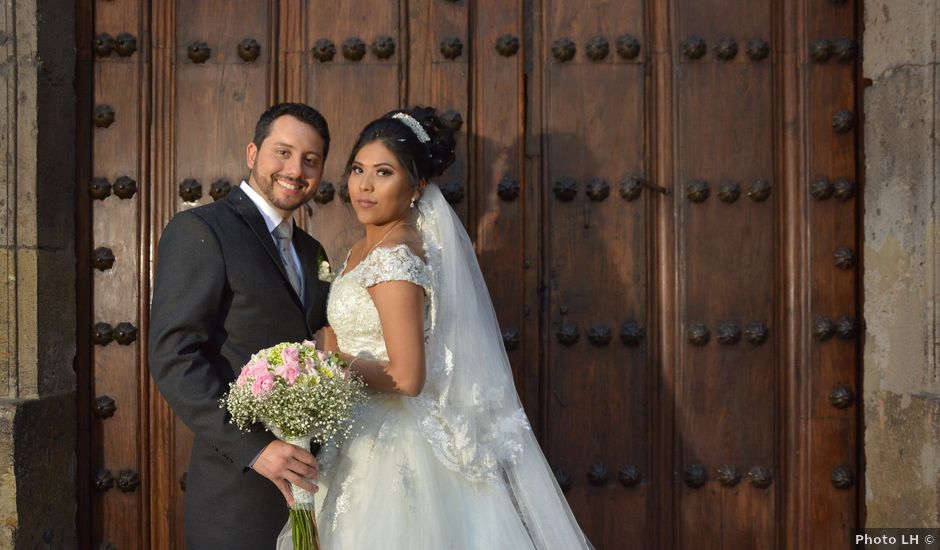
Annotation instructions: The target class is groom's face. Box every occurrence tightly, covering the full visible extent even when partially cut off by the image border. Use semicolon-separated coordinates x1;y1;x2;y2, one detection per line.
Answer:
246;115;325;217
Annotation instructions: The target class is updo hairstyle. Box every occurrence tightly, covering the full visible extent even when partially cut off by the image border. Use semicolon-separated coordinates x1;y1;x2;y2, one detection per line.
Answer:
343;106;457;187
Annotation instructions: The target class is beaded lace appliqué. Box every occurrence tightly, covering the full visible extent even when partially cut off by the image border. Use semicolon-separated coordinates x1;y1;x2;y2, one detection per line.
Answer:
327;244;432;363
409;210;532;485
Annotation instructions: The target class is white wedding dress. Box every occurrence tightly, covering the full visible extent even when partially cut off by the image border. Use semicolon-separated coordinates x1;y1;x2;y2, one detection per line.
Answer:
277;184;592;549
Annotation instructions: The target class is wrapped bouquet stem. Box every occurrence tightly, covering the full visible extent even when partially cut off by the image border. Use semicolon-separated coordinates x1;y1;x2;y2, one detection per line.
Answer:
221;340;365;550
281;432;320;550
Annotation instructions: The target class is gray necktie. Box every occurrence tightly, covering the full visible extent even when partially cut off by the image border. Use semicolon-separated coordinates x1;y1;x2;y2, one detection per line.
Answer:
272;220;303;302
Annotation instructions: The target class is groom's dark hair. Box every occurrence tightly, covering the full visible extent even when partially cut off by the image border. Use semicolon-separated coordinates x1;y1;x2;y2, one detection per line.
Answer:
253;102;331;160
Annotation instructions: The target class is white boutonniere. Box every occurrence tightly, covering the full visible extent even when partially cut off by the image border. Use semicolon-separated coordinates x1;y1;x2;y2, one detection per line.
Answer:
318;259;334;283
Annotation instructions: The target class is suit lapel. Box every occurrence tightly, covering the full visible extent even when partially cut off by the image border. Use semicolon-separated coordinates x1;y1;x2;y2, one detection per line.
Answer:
227;185;304;310
293;233;322;317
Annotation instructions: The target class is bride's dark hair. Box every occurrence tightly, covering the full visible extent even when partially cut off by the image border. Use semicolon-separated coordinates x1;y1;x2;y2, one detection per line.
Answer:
343;106;456;187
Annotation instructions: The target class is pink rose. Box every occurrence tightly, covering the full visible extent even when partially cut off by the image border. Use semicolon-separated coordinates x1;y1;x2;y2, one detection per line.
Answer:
276;363;300;385
235;368;250;387
250;372;275;396
302;339;317;349
249;359;271;378
316;350;328;362
237;359;268;387
304;357;317;373
281;346;301;369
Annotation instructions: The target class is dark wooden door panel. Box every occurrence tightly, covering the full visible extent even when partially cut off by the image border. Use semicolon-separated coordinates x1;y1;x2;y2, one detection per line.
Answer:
406;0;471;226
673;0;777;546
468;0;529;400
804;0;860;546
541;1;651;547
90;1;146;546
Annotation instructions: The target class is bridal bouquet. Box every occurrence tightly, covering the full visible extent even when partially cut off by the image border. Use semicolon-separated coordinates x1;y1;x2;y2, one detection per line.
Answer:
221;340;365;550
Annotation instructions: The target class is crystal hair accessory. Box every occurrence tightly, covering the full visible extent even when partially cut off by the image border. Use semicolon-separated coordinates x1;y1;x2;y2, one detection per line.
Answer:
391;112;431;144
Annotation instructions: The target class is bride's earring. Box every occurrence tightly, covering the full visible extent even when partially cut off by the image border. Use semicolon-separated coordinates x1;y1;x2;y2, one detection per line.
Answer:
410;198;416;209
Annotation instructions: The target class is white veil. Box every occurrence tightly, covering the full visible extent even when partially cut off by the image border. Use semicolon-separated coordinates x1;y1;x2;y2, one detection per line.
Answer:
411;183;593;549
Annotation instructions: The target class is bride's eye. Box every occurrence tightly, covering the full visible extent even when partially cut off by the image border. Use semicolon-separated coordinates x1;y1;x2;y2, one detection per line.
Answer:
351;166;364;174
377;168;393;177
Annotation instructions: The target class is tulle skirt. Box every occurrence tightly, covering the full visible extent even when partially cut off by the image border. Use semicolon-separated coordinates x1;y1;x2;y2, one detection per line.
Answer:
277;393;537;549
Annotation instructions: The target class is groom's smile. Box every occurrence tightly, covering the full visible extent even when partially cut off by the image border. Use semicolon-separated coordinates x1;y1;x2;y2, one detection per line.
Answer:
275;176;305;192
274;175;307;195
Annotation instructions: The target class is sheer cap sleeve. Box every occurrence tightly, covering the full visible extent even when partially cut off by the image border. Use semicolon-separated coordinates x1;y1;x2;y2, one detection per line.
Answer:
355;243;431;291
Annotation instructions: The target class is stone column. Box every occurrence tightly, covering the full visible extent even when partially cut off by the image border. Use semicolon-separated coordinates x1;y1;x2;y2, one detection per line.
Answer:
863;0;940;527
0;0;77;546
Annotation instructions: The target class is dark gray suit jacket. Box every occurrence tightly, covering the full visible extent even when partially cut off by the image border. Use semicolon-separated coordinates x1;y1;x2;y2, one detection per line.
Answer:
148;185;330;549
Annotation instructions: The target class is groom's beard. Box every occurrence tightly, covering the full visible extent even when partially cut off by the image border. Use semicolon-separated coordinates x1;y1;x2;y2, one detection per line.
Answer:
249;169;313;213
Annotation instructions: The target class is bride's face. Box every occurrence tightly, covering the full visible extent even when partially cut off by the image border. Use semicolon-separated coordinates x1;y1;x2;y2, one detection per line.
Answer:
348;141;420;227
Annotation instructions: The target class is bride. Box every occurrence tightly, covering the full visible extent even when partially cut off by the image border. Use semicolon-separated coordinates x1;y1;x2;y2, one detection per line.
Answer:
278;107;593;549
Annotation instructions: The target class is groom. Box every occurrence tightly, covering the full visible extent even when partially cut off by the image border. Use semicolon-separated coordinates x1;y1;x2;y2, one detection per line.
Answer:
149;103;332;548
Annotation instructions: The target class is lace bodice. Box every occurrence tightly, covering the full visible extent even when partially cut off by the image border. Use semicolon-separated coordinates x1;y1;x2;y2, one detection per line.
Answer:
327;244;431;362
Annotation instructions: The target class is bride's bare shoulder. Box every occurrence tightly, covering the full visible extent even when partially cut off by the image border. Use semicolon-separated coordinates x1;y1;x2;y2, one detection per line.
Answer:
346;238;365;260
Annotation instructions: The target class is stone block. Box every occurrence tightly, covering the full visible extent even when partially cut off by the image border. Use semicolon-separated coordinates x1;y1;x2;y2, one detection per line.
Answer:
0;402;16;545
34;0;75;253
0;248;13;398
0;391;77;548
35;247;75;396
864;390;940;526
864;0;939;82
864;62;938;395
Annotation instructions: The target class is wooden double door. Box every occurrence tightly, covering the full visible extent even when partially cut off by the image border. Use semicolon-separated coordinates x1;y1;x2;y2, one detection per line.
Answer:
78;0;862;548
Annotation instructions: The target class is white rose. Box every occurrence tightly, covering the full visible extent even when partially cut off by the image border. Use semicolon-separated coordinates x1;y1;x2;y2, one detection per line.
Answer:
318;260;334;282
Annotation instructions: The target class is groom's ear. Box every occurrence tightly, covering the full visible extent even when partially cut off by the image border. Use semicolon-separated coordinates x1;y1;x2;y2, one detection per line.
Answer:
246;142;258;171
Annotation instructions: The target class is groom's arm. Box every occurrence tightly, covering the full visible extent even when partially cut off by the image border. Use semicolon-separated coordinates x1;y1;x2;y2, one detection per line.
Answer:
148;212;274;468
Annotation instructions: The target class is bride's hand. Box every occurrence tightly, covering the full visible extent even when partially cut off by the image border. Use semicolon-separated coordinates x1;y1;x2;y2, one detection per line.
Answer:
339;351;367;379
252;439;319;505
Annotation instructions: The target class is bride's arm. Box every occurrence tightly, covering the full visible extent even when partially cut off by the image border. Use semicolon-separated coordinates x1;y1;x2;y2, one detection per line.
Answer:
339;280;427;396
321;326;339;353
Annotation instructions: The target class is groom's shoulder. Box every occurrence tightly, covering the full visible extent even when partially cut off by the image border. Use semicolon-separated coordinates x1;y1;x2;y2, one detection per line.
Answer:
168;194;239;229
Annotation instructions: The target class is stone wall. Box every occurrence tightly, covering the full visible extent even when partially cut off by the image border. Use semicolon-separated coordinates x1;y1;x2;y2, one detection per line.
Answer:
863;0;940;527
0;0;77;546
